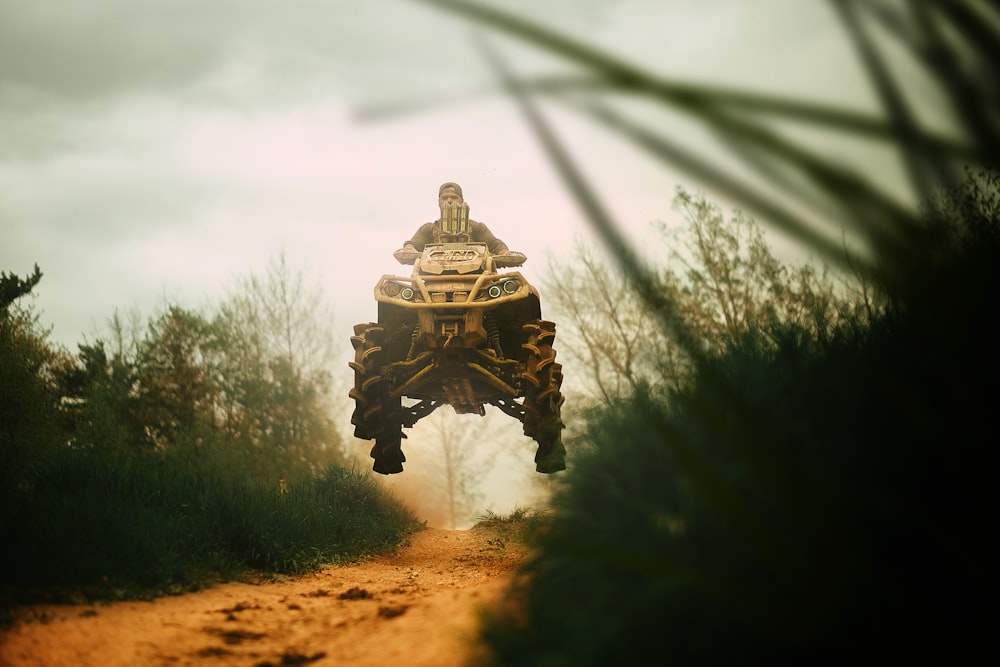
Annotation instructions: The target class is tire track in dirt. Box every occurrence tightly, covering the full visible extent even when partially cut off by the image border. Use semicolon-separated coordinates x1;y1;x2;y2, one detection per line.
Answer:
0;527;526;667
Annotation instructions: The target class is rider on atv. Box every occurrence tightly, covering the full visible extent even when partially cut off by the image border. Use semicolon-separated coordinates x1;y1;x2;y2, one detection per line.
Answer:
397;182;511;259
351;181;565;475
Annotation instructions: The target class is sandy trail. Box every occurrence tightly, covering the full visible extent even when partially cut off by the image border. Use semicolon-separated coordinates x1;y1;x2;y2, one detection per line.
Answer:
0;527;526;667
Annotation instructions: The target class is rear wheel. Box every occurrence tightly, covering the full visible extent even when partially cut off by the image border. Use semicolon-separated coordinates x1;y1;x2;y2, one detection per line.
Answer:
349;322;405;474
349;322;382;439
521;320;566;473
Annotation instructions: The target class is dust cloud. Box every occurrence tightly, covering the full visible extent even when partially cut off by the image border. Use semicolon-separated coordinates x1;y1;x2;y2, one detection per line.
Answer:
368;415;555;530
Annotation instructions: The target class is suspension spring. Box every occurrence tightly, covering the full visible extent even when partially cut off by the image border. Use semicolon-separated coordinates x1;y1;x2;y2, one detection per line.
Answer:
485;312;504;358
406;325;421;359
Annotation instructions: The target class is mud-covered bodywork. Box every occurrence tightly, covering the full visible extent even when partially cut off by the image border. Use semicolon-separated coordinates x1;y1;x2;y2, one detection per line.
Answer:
374;244;540;413
350;241;565;475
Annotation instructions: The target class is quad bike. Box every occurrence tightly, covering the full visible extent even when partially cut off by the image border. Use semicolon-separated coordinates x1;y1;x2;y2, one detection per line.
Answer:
349;203;565;475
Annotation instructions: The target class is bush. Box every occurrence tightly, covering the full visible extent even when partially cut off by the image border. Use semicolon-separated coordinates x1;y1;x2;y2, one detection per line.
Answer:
477;177;998;665
0;446;420;606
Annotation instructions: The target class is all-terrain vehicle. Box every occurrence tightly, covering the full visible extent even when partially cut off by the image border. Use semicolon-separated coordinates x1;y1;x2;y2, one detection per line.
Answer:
349;203;565;475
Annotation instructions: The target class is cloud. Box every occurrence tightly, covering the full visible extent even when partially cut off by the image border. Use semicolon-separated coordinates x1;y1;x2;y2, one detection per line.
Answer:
1;1;230;102
0;0;500;109
2;0;883;353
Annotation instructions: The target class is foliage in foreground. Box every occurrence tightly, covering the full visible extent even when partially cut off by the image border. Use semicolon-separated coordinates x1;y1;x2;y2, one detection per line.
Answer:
0;448;420;609
475;178;998;664
0;257;421;622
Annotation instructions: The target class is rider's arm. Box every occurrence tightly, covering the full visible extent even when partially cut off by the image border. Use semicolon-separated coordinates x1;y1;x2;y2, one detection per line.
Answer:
403;222;436;252
470;221;509;255
394;222;435;264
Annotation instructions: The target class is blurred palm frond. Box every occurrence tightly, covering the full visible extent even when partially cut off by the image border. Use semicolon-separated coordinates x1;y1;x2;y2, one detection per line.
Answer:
405;0;997;277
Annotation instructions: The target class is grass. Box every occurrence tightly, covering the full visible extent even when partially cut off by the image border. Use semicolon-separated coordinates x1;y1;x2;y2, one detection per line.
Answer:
474;506;550;546
0;444;422;625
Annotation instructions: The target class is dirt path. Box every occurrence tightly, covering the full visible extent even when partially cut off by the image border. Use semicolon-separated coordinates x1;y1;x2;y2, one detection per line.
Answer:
0;527;526;667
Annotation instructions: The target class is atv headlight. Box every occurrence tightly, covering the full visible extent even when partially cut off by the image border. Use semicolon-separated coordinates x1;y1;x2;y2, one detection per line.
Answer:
400;286;415;300
382;282;402;297
488;285;502;298
502;279;520;294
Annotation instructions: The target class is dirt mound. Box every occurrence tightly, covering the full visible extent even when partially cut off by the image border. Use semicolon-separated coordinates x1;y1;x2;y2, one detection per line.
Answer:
0;527;526;667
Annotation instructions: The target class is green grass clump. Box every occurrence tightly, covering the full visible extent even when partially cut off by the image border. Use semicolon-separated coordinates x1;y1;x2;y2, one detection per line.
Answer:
0;447;421;613
474;506;549;546
475;506;547;528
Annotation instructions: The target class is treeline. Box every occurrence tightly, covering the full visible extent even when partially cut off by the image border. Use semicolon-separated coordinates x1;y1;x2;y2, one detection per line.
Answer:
0;255;419;615
478;172;999;664
544;187;881;407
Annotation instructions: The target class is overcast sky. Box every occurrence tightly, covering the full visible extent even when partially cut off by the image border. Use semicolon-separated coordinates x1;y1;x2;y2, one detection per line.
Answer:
4;0;914;514
2;0;887;353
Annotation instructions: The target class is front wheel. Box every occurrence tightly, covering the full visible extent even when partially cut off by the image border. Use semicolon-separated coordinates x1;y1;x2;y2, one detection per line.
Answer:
370;427;405;475
349;322;405;474
349;322;383;440
521;320;566;473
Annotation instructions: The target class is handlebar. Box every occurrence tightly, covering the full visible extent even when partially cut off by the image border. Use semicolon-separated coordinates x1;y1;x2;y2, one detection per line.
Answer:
393;248;527;267
493;252;527;268
393;249;422;265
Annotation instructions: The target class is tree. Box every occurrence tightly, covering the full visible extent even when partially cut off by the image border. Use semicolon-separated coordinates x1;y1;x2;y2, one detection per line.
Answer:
213;252;343;469
1;264;42;312
134;305;219;448
663;188;879;351
19;253;345;477
63;339;142;452
542;241;684;404
0;266;68;477
229;252;335;380
543;188;877;406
